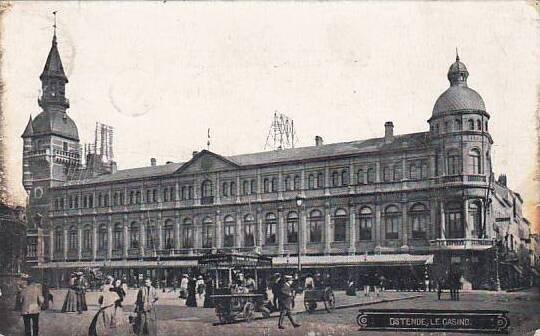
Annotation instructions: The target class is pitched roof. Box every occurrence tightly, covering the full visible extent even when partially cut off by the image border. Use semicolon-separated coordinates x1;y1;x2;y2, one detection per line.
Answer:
32;111;79;141
61;131;431;187
40;35;68;82
227;132;431;166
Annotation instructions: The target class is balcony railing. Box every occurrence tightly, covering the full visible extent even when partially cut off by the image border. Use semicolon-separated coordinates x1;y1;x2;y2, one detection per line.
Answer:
467;175;486;182
430;238;496;249
201;196;214;205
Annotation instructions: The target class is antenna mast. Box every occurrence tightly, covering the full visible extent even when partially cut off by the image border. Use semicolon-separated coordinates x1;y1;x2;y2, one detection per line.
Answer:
264;111;297;150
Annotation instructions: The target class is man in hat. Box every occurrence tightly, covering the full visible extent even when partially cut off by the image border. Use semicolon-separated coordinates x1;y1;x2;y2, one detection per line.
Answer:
278;275;300;329
134;278;159;335
20;276;44;336
179;274;189;300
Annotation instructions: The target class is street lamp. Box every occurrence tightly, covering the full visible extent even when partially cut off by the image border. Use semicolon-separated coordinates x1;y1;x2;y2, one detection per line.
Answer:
295;193;306;272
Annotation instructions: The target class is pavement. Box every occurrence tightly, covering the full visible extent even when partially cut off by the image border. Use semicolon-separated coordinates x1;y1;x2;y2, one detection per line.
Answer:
1;288;538;336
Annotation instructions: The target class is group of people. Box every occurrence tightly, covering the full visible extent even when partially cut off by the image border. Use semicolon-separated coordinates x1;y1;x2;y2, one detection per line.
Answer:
173;274;209;307
437;269;462;300
61;272;88;314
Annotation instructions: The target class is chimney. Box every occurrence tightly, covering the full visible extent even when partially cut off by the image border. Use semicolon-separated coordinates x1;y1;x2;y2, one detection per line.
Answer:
150;158;156;167
192;151;199;157
384;121;394;143
315;136;324;147
166;161;173;164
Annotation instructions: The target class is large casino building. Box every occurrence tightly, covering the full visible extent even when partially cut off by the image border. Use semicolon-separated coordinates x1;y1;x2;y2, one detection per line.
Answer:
23;31;534;290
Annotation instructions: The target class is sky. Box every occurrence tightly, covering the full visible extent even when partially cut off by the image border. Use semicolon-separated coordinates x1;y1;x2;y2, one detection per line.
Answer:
1;1;538;230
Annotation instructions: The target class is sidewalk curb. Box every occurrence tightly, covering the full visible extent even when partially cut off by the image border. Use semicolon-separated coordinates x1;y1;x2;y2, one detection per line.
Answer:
212;294;424;326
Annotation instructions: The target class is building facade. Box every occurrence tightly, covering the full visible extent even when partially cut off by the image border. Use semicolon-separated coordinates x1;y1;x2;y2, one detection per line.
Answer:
24;31;534;290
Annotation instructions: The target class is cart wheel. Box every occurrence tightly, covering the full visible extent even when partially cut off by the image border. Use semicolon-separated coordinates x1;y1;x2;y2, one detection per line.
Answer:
243;301;255;323
324;291;336;313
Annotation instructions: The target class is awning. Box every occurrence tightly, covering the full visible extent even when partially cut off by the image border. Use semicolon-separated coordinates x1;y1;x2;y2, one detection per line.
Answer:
272;254;434;268
32;259;198;269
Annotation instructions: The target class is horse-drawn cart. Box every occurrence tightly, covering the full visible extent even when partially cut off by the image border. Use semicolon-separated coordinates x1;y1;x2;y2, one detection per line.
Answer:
199;252;272;323
303;287;335;313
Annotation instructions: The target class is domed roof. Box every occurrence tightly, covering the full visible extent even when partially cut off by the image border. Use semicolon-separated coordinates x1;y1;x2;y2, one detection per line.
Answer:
432;54;486;116
32;111;79;141
433;86;486;115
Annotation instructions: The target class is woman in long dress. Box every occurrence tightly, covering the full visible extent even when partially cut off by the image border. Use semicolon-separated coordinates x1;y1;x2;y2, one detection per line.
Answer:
134;279;159;336
89;276;131;336
185;277;197;307
62;274;79;312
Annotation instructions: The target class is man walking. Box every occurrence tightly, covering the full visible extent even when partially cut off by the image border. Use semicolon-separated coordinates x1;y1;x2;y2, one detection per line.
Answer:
278;275;300;330
20;276;44;336
134;278;159;336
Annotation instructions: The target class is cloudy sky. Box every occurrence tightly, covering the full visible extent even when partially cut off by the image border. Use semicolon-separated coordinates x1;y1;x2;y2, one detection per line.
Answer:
1;2;538;229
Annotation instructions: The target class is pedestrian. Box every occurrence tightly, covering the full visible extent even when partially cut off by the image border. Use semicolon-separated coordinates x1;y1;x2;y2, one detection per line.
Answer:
362;273;370;297
346;277;356;296
278;275;301;329
271;273;281;311
40;281;51;311
304;273;314;290
203;277;215;308
75;273;88;314
245;275;256;293
20;276;44;336
179;274;188;300
61;273;79;313
186;276;197;307
133;278;159;336
196;275;206;299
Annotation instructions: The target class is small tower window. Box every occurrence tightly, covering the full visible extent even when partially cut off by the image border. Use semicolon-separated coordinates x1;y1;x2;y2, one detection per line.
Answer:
455;119;462;130
63;142;68;151
468;119;474;130
476;120;482;130
485;121;488;132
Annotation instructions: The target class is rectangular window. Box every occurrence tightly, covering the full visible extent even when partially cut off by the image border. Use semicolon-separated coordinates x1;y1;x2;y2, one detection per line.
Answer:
385;216;399;240
358;217;372;241
83;229;92;251
411;214;428;239
202;226;213;248
334;217;347;242
244;223;255;247
446;211;464;238
287;220;298;243
265;222;276;244
182;227;193;248
309;220;322;243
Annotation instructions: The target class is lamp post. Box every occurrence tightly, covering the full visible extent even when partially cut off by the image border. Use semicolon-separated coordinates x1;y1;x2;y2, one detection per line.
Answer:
295;193;306;272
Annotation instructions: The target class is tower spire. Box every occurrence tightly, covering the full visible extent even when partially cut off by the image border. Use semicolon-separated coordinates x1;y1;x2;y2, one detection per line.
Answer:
456;47;460;62
52;11;57;44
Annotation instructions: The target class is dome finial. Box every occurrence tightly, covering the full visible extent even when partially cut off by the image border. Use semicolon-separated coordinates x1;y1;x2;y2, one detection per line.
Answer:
456;47;460;62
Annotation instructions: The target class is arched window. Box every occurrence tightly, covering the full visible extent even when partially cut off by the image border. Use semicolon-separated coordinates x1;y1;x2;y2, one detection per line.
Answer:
153;189;157;202
243;214;255;247
135;191;141;204
333;208;347;242
284;176;291;191
201;180;213;197
485;121;488;132
271;178;277;192
383;205;400;240
409;162;418;180
367;167;376;183
163;219;174;249
163;187;169;202
308;174;315;189
331;171;339;187
476;119;482;130
383;165;392;182
410;203;429;239
169;187;174;201
446;150;461;175
250;180;257;194
113;223;123;250
202;216;213;248
69;196;73;209
287;211;299;243
188;186;193;199
358;207;373;241
469;201;482;237
222;182;228;197
54;199;59;210
468;119;474;130
146;221;157;249
293;175;300;191
98;224;107;251
130;222;140;249
116;193;121;206
357;169;365;185
182;218;193;248
224;215;236;247
317;172;324;189
55;227;64;252
243;180;250;195
146;190;151;203
230;182;236;196
393;163;402;181
68;225;78;251
74;196;79;208
265;213;277;245
308;210;323;243
181;186;186;200
98;194;103;207
82;225;92;252
455;119;462;131
469;148;481;174
104;194;109;207
445;202;464;238
263;178;270;193
341;170;349;186
112;193;118;206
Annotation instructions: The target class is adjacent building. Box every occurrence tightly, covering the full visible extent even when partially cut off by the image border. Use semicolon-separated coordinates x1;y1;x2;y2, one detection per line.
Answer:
23;30;535;290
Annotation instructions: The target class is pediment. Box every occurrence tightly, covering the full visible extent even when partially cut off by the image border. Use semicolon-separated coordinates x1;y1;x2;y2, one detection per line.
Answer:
175;150;240;175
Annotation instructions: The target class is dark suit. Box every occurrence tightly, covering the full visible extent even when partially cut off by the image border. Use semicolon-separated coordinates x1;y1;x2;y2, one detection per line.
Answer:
278;281;298;328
